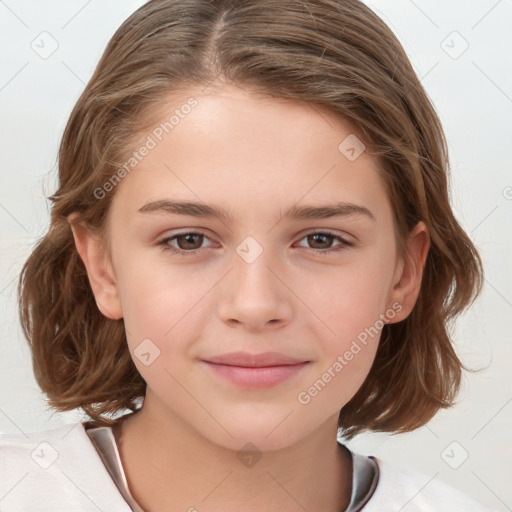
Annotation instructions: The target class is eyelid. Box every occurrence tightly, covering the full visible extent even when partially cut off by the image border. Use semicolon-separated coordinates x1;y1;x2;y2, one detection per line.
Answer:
298;228;353;241
158;229;215;247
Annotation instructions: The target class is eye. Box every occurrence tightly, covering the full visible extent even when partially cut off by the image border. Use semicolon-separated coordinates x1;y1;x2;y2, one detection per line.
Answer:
158;231;214;256
157;229;354;257
295;231;353;255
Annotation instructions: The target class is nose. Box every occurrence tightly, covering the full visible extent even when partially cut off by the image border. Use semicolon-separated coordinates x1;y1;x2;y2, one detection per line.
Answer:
217;246;294;332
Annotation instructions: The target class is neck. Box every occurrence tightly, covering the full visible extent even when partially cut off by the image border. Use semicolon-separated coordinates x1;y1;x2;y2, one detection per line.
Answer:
115;397;352;512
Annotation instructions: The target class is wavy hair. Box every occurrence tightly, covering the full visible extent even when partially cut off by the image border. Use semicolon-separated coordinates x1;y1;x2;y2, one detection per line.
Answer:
18;0;483;437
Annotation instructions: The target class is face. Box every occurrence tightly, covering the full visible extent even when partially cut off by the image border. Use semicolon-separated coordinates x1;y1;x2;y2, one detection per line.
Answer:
77;84;426;451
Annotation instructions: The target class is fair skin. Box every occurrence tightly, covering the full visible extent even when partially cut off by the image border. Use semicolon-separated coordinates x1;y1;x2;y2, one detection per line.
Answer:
70;84;429;511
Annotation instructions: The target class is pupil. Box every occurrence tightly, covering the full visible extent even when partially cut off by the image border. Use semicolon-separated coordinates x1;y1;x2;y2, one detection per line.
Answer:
180;234;201;249
311;233;331;248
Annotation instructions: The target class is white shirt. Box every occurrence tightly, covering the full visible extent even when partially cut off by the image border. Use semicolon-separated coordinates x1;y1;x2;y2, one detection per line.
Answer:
0;422;495;511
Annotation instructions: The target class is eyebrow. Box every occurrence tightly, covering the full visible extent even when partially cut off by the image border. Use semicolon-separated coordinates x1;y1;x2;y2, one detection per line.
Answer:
137;199;375;223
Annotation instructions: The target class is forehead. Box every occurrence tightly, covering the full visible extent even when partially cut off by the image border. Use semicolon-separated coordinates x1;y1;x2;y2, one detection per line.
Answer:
111;84;391;225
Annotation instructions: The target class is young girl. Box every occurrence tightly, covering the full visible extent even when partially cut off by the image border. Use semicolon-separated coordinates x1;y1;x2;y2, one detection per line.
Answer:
1;0;494;510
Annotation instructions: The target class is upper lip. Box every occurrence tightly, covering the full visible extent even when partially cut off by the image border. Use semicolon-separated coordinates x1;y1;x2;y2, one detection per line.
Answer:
203;351;308;368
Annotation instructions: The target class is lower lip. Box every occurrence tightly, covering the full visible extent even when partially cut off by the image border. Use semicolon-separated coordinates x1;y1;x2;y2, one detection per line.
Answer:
203;362;309;388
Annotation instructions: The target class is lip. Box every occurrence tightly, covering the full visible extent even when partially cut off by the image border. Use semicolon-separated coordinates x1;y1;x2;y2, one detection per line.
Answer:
201;351;310;388
204;351;308;367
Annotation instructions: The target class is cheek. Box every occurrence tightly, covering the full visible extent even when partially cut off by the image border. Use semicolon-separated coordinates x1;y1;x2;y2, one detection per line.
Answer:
295;319;380;420
292;247;394;404
303;253;395;342
114;256;217;372
295;274;383;416
115;252;204;330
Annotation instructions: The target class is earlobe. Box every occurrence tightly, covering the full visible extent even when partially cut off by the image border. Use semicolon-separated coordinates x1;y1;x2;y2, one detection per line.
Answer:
67;213;123;320
387;221;430;323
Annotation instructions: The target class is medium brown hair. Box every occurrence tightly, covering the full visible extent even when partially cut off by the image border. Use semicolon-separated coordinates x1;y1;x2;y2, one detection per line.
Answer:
18;0;483;438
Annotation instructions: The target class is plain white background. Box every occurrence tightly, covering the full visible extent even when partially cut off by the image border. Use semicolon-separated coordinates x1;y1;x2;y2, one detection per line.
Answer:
0;0;511;510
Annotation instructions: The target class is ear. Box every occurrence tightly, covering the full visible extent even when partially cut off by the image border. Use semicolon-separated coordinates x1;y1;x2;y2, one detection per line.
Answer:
68;213;123;320
386;221;430;323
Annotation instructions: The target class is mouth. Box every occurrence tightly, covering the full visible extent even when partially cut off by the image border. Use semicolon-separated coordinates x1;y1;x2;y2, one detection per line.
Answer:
201;351;310;388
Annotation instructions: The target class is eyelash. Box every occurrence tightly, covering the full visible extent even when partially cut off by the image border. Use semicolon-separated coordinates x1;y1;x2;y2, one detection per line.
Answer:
157;230;353;257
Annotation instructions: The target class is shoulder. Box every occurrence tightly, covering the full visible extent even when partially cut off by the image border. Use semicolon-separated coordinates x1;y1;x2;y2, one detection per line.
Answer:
362;457;496;512
0;423;131;511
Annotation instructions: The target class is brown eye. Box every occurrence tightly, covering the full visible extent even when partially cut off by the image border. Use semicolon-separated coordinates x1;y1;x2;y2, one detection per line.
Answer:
295;231;353;256
174;233;204;250
159;231;213;255
306;233;335;249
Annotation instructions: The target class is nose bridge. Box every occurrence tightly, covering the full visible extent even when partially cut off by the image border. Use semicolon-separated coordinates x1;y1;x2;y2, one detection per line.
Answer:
217;235;293;328
232;235;282;300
